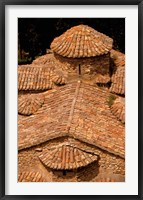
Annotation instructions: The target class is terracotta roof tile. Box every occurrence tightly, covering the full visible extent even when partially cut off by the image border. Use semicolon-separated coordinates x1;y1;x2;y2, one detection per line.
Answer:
110;49;125;68
18;65;66;91
39;145;98;170
110;66;125;95
18;81;124;158
51;25;113;58
110;97;125;123
18;171;46;182
18;93;44;115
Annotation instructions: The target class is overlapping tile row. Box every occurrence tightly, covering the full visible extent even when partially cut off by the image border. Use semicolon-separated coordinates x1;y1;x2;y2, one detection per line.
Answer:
18;82;77;150
32;53;54;65
110;97;125;123
110;49;125;68
18;81;124;158
18;171;46;182
18;93;45;115
51;25;113;58
94;172;125;182
39;145;98;170
18;65;66;91
69;82;125;158
110;66;125;95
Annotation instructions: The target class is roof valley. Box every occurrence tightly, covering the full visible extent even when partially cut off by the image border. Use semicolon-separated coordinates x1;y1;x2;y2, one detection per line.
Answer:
66;80;81;133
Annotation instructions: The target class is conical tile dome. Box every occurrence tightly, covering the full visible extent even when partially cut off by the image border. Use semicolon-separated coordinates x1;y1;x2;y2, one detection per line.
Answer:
50;24;113;58
18;94;44;116
110;97;125;123
39;145;98;170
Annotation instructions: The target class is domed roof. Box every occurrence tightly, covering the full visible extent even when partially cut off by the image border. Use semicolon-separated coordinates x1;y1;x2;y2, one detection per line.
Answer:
110;97;125;123
18;93;44;116
39;145;98;170
50;24;113;58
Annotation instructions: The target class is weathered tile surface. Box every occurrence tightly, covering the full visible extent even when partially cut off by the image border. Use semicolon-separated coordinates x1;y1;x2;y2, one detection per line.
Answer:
18;65;66;91
18;80;124;158
18;171;46;182
110;66;125;95
18;93;45;115
39;144;98;170
110;50;125;95
110;97;125;123
51;25;113;58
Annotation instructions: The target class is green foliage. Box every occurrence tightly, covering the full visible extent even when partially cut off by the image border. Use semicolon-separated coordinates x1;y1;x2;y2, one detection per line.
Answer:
18;58;32;65
108;94;116;107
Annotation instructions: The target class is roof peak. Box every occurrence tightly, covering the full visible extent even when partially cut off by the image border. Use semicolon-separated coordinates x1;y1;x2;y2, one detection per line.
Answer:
50;24;113;58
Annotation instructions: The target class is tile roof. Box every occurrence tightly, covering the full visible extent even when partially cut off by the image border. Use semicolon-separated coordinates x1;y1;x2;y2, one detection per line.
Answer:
110;97;125;123
18;80;124;158
18;65;66;91
110;49;125;68
110;66;125;95
39;144;98;170
18;171;46;182
18;93;45;115
50;25;113;58
109;50;125;95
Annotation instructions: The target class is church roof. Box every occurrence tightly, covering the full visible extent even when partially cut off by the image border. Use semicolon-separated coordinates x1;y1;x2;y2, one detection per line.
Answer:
50;24;113;58
18;80;124;158
39;144;98;170
18;65;66;91
110;97;125;123
18;171;46;182
110;50;125;95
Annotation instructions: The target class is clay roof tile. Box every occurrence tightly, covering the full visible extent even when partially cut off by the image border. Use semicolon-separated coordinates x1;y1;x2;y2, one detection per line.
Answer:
51;25;113;58
39;145;98;170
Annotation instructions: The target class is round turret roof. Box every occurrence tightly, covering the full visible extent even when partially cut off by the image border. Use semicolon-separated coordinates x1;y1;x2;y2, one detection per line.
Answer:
50;24;113;58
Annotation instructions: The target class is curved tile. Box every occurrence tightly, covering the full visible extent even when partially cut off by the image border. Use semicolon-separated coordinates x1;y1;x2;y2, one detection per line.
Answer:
18;93;44;115
39;145;98;170
51;25;113;58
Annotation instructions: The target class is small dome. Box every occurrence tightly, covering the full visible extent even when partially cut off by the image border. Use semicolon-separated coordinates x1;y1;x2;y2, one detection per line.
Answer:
110;97;125;123
39;145;98;170
50;24;113;58
18;94;44;116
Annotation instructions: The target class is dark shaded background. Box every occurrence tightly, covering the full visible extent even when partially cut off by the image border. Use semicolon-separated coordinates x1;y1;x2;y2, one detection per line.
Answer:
18;18;125;64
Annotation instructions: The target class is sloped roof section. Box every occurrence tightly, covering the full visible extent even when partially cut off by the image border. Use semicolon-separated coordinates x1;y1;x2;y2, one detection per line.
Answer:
110;97;125;123
110;50;125;95
18;82;77;150
18;93;44;116
51;24;113;58
39;145;98;170
18;65;66;91
110;66;125;95
18;171;46;182
18;81;124;158
110;49;125;68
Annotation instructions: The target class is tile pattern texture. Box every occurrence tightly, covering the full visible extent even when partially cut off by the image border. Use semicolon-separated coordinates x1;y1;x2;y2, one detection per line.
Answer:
51;24;113;58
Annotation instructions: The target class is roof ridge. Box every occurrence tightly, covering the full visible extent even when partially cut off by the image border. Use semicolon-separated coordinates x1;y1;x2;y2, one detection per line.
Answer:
66;80;81;132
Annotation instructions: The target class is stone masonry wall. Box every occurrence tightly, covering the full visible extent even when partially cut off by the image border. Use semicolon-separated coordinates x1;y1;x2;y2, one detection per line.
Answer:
18;137;125;182
54;53;110;78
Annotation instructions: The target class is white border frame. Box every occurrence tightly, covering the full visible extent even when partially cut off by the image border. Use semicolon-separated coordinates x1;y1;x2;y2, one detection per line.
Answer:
5;5;138;195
